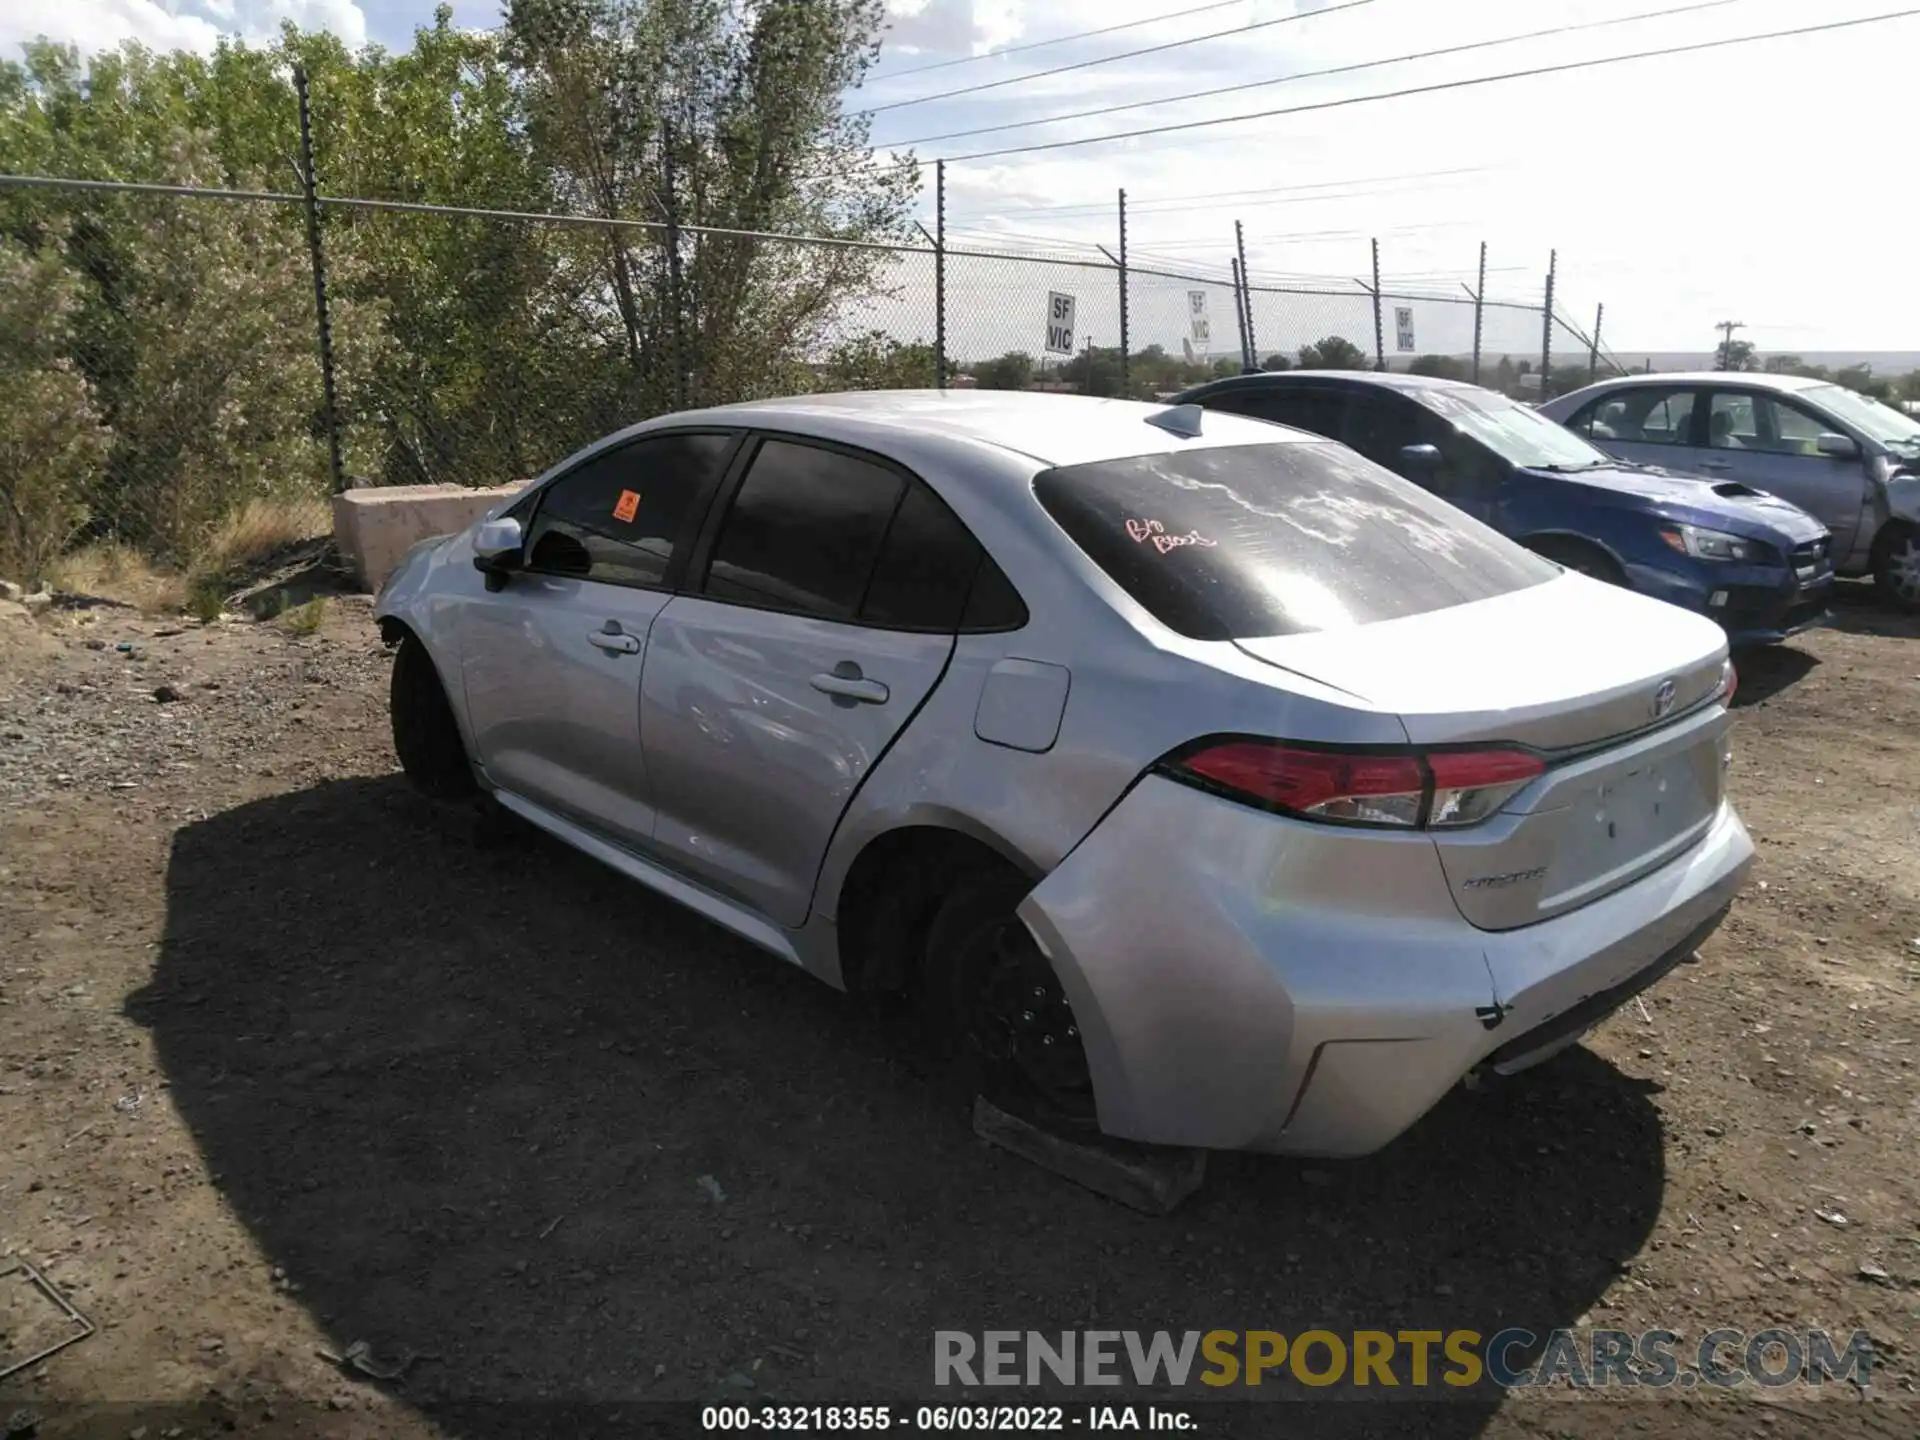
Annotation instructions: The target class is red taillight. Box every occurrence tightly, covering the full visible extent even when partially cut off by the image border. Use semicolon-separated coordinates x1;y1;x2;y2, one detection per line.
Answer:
1170;740;1544;829
1180;743;1425;825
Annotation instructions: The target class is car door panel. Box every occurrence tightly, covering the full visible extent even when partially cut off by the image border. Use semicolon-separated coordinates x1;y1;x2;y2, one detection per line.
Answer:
457;429;737;843
636;434;992;929
640;599;953;925
463;577;671;836
1701;391;1869;553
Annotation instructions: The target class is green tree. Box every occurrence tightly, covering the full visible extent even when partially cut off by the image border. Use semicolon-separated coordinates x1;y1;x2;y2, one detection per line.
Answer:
812;332;934;390
1297;335;1370;370
1408;354;1468;380
971;351;1035;391
1061;344;1125;397
1835;363;1892;401
0;233;111;583
503;0;918;410
1715;336;1757;372
1259;353;1293;372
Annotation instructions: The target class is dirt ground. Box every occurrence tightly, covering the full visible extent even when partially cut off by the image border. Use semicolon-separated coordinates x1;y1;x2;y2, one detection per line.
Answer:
2;582;1918;1440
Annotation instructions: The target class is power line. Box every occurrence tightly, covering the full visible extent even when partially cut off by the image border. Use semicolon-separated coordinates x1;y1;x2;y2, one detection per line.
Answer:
932;7;1920;163
859;0;1253;85
878;0;1756;148
954;165;1504;219
857;0;1376;116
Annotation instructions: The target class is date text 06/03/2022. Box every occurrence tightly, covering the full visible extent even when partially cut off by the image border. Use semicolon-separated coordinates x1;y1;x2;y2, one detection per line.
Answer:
700;1404;1195;1431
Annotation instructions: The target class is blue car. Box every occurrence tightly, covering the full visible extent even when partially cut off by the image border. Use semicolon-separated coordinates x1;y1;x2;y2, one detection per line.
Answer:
1172;372;1834;646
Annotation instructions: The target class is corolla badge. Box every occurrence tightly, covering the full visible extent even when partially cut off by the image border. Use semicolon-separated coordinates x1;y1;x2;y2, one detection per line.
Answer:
1652;677;1678;718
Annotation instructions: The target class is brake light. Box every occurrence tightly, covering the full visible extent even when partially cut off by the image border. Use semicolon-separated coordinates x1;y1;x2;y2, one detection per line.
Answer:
1169;740;1545;829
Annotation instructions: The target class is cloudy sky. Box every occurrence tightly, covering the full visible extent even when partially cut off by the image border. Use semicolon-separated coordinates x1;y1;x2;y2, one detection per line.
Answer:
10;0;1916;355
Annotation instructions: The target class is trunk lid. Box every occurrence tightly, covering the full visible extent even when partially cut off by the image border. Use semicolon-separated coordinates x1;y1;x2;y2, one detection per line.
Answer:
1233;573;1732;929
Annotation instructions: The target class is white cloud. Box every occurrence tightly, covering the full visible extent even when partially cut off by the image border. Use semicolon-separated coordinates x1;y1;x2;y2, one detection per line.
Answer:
4;0;369;58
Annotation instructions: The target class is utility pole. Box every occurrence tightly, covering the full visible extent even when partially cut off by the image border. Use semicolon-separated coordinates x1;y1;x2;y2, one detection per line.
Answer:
1714;320;1746;370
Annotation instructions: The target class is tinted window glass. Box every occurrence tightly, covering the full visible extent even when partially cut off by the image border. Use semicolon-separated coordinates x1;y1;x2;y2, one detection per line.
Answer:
1208;387;1347;440
525;432;732;586
1343;394;1429;468
962;557;1028;631
1032;442;1556;641
860;479;982;630
704;439;903;619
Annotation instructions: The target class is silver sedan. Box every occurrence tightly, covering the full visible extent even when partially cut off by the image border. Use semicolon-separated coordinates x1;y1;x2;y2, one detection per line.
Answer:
375;391;1752;1156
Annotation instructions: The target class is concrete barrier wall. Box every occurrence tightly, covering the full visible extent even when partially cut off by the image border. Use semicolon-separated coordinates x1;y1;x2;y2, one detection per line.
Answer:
332;483;525;592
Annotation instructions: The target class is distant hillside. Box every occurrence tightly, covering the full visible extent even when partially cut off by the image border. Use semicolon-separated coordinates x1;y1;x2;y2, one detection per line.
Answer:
1599;350;1920;374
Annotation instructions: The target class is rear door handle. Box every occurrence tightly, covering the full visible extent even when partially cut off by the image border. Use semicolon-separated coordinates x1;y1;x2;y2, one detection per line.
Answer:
587;630;641;655
810;671;889;704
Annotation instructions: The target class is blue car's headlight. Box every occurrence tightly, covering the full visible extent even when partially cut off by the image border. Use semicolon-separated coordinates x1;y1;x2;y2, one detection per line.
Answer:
1659;523;1757;563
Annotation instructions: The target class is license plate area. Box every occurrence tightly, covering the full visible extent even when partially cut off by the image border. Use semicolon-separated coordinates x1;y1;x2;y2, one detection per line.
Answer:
1540;748;1717;911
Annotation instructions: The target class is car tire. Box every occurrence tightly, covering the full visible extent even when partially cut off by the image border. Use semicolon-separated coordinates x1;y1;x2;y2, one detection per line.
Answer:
920;870;1098;1131
1528;536;1626;586
1871;522;1920;612
389;631;478;800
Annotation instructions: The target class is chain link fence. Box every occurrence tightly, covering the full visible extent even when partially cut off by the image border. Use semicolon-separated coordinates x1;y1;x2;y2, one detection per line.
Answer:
0;169;1621;585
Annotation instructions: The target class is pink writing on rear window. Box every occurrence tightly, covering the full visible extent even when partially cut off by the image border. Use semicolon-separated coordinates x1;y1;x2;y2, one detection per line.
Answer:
1126;517;1218;554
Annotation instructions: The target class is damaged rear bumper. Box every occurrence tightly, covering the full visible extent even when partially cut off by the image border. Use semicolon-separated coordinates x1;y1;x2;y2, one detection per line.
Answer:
1017;777;1752;1157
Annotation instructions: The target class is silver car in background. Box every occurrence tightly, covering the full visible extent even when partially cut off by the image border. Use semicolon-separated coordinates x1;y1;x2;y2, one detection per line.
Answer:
1541;372;1920;610
375;392;1751;1157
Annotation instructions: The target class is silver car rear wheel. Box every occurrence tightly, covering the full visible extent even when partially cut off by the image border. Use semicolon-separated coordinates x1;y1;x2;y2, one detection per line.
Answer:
924;873;1097;1128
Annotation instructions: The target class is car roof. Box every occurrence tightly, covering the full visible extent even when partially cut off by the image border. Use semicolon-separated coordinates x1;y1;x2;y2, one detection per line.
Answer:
648;389;1313;469
1574;371;1832;393
1191;370;1480;395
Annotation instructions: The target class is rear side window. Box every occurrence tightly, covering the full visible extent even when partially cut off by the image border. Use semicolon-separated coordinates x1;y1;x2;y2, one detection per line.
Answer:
701;436;1026;632
705;439;903;618
1033;442;1556;641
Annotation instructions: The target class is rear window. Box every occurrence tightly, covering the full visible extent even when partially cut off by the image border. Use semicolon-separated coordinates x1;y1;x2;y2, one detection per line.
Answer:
1032;442;1556;641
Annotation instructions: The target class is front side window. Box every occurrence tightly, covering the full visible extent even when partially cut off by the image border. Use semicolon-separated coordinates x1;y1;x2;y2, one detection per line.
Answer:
1342;394;1431;469
1709;391;1852;457
1032;442;1556;641
524;431;734;586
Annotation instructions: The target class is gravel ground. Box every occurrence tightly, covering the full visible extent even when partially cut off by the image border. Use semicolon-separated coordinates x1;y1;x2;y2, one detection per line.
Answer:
1;586;1917;1440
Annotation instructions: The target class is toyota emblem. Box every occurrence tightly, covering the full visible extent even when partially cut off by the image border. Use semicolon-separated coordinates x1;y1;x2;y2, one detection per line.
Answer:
1652;678;1678;718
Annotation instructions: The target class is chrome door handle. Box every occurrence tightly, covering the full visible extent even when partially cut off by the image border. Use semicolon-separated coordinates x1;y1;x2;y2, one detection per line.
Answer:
809;671;889;704
587;630;641;654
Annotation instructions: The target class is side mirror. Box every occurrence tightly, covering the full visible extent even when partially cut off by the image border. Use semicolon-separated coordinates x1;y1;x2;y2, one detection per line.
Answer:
472;515;524;590
1398;442;1443;471
1814;432;1859;460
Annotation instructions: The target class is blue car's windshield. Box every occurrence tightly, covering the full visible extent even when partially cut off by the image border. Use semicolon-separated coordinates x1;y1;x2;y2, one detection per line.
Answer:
1801;384;1920;449
1413;388;1615;470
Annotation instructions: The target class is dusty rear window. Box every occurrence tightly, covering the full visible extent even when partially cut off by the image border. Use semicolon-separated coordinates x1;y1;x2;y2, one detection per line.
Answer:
1032;442;1555;641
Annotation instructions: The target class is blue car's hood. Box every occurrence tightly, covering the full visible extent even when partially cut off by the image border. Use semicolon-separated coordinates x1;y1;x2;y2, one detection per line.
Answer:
1516;463;1828;545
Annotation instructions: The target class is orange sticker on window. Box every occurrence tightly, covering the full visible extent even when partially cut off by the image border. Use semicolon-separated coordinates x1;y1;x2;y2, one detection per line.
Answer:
612;489;641;523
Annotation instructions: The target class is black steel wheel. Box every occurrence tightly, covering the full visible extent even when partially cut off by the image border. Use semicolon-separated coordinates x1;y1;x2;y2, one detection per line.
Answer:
923;872;1097;1127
